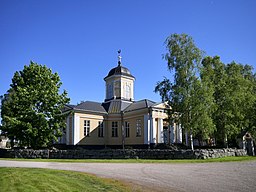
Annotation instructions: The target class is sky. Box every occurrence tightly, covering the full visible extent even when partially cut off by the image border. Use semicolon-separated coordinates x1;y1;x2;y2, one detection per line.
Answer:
0;0;255;105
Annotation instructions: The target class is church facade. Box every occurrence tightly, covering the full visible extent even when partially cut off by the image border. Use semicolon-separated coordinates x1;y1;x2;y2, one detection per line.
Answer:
60;53;182;148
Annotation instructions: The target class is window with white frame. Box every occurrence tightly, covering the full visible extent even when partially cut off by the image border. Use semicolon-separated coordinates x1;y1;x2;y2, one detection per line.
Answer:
84;120;90;136
136;119;142;137
98;121;104;137
112;121;118;137
125;121;130;137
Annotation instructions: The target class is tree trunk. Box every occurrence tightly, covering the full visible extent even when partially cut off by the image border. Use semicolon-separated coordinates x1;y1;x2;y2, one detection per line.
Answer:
190;128;194;151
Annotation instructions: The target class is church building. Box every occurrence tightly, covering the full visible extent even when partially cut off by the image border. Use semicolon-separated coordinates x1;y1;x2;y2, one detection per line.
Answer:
60;51;182;148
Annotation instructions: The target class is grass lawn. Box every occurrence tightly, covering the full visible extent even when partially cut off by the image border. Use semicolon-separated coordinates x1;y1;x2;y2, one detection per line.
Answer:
1;156;256;163
0;167;133;192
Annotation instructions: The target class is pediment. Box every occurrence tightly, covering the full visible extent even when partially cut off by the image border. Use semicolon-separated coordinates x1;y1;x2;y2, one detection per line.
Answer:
152;101;171;110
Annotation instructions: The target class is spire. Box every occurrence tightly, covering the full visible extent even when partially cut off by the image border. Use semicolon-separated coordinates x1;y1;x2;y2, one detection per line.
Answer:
117;49;122;66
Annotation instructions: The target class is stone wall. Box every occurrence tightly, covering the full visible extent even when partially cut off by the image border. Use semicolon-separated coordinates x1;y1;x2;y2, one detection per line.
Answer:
1;148;247;159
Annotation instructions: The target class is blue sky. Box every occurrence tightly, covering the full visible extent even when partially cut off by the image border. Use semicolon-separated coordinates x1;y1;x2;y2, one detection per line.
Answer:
0;0;255;104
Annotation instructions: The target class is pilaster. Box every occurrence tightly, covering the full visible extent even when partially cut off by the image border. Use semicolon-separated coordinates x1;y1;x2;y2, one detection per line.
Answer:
144;114;150;145
73;113;80;145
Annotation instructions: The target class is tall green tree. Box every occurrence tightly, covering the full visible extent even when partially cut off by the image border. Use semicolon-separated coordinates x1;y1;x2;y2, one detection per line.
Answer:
0;61;70;148
156;34;256;148
247;72;256;139
202;56;256;147
189;78;216;145
224;62;256;145
241;65;256;139
155;33;215;149
201;56;227;145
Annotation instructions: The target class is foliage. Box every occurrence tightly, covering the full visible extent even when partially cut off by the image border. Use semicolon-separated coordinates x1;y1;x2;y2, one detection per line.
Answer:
242;66;256;139
156;33;256;147
155;33;215;147
201;56;228;144
0;168;131;192
201;57;256;146
189;78;216;140
0;61;70;148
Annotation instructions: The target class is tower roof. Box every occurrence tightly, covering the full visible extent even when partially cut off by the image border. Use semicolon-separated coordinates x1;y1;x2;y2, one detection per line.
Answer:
104;50;135;80
104;65;134;80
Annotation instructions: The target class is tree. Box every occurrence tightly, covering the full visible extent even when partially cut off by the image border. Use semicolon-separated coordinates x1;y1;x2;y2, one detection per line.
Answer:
189;78;216;146
0;61;70;148
201;56;227;146
224;62;256;145
241;66;256;139
155;33;215;149
202;56;256;147
156;34;256;148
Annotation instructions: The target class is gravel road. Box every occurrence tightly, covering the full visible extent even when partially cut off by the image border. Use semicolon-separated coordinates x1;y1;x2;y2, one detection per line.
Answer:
0;160;255;192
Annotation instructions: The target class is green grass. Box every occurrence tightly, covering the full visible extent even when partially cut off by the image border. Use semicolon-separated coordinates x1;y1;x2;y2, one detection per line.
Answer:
1;156;256;163
0;167;133;192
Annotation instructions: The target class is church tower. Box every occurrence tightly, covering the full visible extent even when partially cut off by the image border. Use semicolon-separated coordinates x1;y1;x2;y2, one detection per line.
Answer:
104;50;135;102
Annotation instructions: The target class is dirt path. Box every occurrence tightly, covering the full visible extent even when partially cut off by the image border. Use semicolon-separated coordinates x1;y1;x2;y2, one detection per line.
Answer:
0;160;255;192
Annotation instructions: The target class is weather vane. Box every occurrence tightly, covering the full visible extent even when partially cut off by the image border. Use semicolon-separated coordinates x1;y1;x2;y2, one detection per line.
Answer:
118;49;122;66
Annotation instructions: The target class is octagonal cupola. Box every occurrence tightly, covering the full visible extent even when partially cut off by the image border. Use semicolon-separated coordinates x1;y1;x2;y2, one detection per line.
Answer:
104;50;135;102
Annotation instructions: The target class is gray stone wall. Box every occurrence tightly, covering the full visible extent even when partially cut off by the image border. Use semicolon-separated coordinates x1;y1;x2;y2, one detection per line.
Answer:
2;148;247;159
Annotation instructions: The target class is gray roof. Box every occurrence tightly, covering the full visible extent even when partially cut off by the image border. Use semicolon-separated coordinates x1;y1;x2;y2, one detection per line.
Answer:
67;101;107;114
66;104;76;108
66;99;158;114
123;99;156;113
102;100;132;114
104;65;134;80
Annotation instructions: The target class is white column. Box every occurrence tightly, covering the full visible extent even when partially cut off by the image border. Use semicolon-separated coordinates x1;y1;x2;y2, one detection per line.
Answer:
153;118;157;144
174;122;177;143
73;114;80;145
144;114;150;145
150;116;153;143
178;124;182;143
150;116;156;144
158;118;163;143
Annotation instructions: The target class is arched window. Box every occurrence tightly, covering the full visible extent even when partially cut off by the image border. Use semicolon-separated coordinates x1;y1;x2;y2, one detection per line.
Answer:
125;84;130;99
107;83;113;99
114;81;121;98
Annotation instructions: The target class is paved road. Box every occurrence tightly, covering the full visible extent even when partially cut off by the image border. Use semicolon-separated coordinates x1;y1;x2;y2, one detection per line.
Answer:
0;160;256;192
